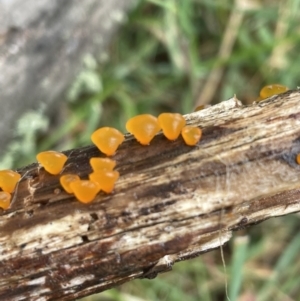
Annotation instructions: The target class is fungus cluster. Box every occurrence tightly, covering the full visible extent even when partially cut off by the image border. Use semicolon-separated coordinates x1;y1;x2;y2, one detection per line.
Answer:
126;113;201;146
39;113;201;205
0;170;21;209
0;84;293;210
24;113;200;206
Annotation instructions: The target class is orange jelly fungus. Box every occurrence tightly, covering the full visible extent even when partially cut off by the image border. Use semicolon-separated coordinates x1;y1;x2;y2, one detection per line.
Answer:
0;170;21;193
91;127;124;156
158;113;186;141
90;157;116;172
181;126;202;146
296;154;300;165
89;170;119;194
126;114;161;145
60;174;80;194
70;180;101;204
259;84;289;100
0;191;11;210
36;151;68;175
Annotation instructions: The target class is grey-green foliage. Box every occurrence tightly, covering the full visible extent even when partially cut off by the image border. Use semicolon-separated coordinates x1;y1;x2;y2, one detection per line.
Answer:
0;110;49;169
67;54;103;102
3;0;300;299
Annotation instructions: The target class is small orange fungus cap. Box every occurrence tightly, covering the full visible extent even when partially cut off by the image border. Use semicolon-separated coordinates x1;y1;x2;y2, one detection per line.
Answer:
70;180;101;204
90;157;116;172
296;154;300;165
60;174;80;194
259;84;289;101
91;127;124;156
89;170;119;194
181;126;202;146
0;170;21;193
36;151;68;175
0;191;11;210
126;114;161;145
158;113;186;141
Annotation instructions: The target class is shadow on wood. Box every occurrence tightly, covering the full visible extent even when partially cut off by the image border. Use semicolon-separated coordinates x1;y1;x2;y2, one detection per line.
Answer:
1;90;300;300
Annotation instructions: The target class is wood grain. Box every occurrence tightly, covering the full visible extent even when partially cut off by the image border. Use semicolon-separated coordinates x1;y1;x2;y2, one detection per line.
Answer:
1;90;300;300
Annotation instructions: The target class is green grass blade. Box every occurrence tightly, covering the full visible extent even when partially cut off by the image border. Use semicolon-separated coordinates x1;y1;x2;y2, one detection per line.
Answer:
258;231;300;301
228;235;249;301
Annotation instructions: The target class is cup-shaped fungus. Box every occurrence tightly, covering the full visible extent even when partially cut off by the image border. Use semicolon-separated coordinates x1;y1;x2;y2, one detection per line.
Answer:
36;151;68;175
60;174;80;194
91;127;124;156
0;191;11;210
158;113;186;141
90;157;116;172
89;170;119;194
0;170;21;193
181;126;202;146
70;180;101;204
259;84;289;101
126;114;161;145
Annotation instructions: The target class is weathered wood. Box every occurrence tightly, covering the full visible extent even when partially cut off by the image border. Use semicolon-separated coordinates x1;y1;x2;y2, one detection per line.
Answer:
1;90;300;300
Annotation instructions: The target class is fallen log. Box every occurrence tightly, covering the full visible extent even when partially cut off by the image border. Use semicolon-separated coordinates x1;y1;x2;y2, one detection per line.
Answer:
1;90;300;300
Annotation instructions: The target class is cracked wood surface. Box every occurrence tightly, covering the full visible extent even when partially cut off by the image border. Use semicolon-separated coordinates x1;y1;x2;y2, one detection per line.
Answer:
1;90;300;300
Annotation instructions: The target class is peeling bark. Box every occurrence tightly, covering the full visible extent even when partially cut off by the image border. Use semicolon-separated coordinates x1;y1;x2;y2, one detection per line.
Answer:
1;90;300;300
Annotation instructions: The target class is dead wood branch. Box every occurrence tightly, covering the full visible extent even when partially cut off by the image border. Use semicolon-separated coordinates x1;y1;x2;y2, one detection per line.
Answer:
1;90;300;300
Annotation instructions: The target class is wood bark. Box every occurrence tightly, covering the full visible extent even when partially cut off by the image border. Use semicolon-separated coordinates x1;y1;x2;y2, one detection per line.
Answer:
0;0;136;154
1;90;300;301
